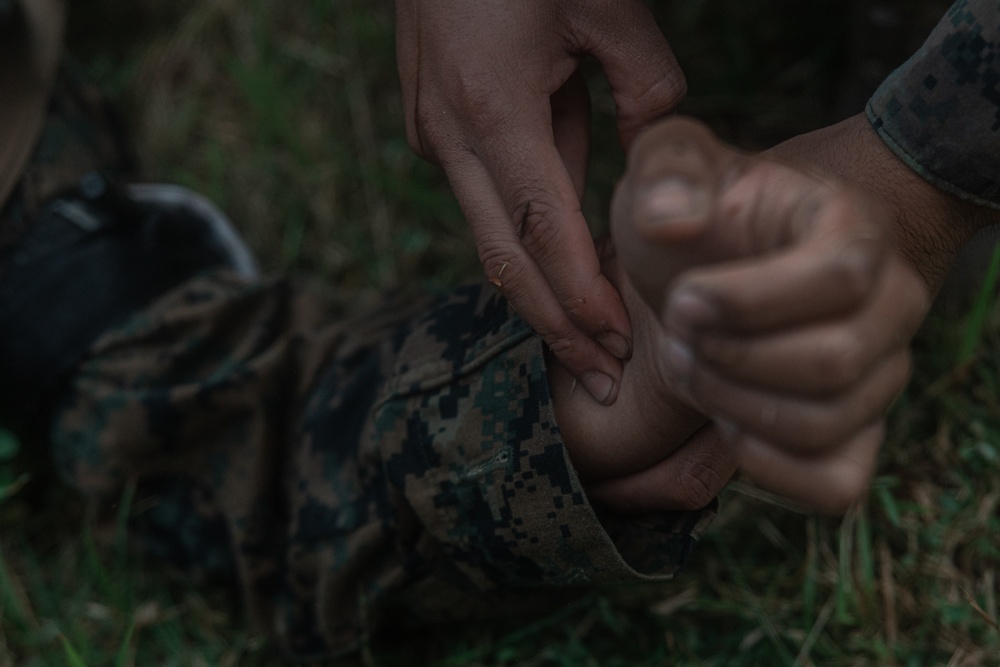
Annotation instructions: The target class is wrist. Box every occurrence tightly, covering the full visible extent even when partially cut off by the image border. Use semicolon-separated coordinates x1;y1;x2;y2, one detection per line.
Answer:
766;113;999;293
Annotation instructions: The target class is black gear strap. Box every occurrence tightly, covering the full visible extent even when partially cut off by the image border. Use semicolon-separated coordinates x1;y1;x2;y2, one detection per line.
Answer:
0;187;246;426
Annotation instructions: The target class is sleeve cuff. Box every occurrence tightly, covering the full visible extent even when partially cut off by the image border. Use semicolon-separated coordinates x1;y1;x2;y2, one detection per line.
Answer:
375;283;716;595
866;0;1000;209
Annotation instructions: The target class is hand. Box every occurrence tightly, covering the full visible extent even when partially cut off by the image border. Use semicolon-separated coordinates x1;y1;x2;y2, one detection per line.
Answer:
395;0;686;405
610;117;931;514
548;237;734;513
585;424;734;514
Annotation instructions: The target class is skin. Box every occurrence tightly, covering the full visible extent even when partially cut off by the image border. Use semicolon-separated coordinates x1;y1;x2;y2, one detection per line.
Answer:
394;0;687;406
766;114;998;292
393;1;1000;513
552;115;966;515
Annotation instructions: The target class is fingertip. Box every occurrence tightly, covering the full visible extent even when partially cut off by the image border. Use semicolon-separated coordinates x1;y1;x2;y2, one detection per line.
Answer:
598;331;632;361
664;288;719;338
733;430;880;515
582;371;619;406
633;177;711;238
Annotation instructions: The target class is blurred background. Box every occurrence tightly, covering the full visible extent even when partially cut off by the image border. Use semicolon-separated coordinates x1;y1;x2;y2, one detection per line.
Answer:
7;1;1000;665
64;0;953;292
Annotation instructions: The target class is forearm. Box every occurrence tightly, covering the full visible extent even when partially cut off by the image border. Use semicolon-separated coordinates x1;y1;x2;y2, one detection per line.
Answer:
770;0;1000;292
766;113;997;293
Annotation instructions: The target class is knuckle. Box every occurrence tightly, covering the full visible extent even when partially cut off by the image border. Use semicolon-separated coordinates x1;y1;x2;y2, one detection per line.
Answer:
821;463;875;514
545;329;584;358
629;63;688;120
561;293;590;323
411;85;494;159
822;192;886;297
803;413;849;451
513;197;563;256
451;67;512;129
698;335;746;370
814;332;865;390
831;244;878;303
772;410;842;453
477;235;515;267
816;400;884;453
478;246;527;292
672;461;722;510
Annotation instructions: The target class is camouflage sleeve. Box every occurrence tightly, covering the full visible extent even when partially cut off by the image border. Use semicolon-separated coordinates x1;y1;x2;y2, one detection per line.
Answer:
51;272;714;661
867;0;1000;208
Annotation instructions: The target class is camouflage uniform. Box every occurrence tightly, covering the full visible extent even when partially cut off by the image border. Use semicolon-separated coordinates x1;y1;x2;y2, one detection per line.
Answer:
868;0;1000;208
1;72;714;661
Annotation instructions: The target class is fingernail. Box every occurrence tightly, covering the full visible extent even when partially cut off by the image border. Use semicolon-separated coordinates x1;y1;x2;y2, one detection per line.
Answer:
716;418;740;441
598;331;631;360
637;178;708;226
582;372;615;405
665;289;717;337
662;336;693;379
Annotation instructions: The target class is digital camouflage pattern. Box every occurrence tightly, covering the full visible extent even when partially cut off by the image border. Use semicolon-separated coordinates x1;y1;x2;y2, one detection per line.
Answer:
49;273;715;659
2;69;714;662
868;0;1000;208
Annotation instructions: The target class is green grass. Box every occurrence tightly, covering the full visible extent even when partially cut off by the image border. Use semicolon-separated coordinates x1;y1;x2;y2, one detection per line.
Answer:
4;0;999;665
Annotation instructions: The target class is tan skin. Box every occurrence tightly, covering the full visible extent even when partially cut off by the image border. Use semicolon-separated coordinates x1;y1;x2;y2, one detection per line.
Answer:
395;0;687;406
550;115;996;515
396;1;999;513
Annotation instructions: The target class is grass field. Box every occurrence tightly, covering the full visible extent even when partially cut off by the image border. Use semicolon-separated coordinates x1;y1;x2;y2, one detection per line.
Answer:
4;0;1000;664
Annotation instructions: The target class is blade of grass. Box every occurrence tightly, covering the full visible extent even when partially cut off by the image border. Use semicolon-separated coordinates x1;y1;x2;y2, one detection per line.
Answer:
114;614;139;667
714;538;797;664
114;479;137;574
802;517;818;622
958;242;1000;364
856;502;876;602
60;634;89;667
0;545;27;628
438;595;596;667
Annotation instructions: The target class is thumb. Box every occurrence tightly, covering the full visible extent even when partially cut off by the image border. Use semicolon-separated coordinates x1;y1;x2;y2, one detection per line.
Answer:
585;424;735;513
569;0;686;147
610;117;737;308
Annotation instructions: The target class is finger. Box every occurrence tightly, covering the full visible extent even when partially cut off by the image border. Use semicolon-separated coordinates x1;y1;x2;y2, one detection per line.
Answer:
567;0;686;148
686;257;928;395
614;118;853;311
624;118;732;242
662;189;893;337
443;151;623;404
610;118;737;309
550;69;591;200
473;99;633;362
673;349;910;454
585;424;736;513
732;423;884;515
614;119;898;336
